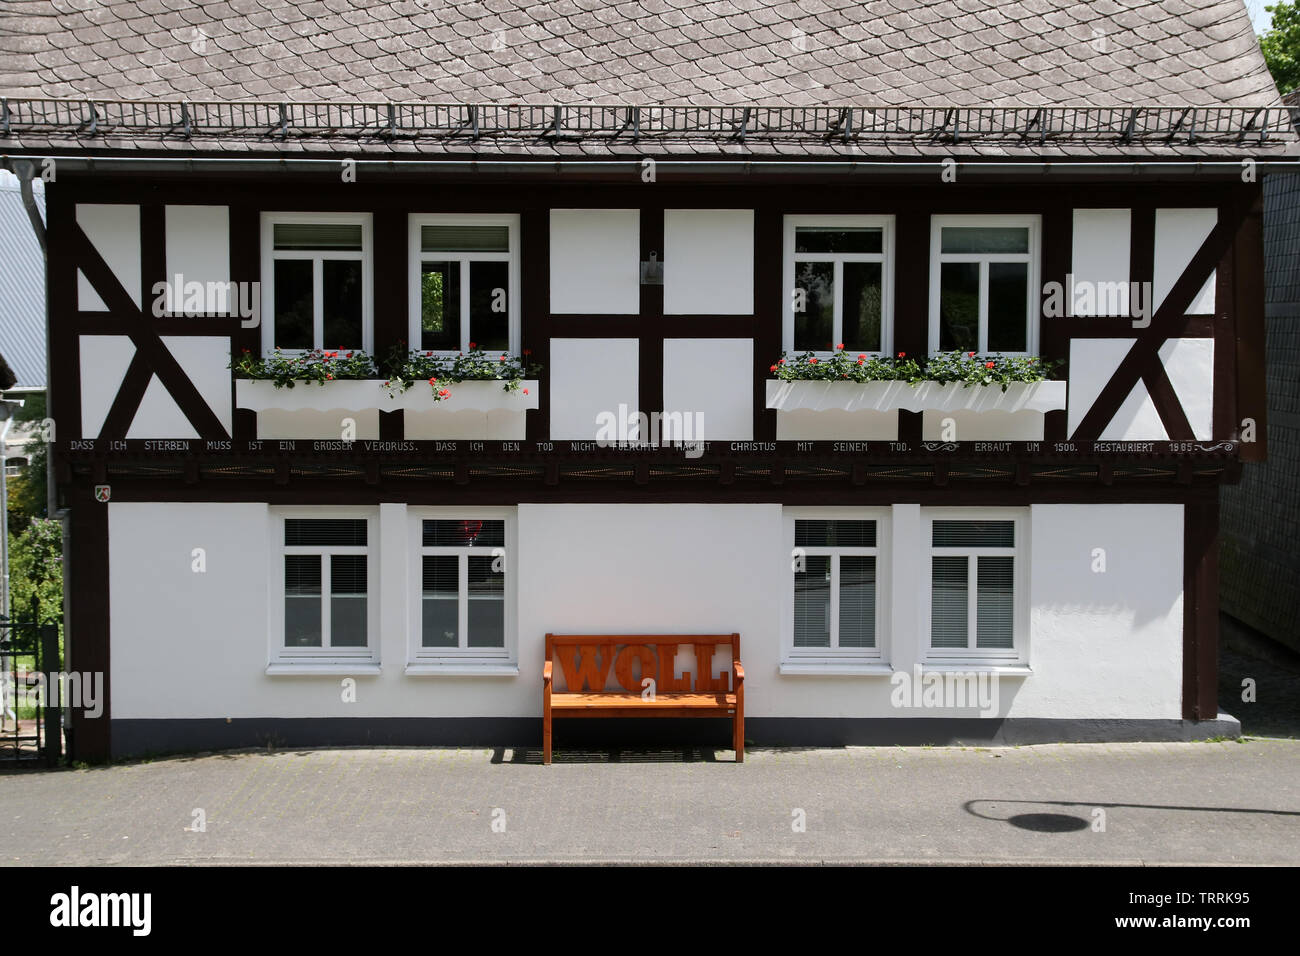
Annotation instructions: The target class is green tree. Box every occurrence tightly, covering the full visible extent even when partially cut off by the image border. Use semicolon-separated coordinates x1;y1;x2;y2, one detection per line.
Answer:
1261;1;1300;95
3;390;48;528
7;517;61;625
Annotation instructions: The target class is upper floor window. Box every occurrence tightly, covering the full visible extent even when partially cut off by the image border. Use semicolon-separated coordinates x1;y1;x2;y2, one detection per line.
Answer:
784;215;894;355
929;215;1039;356
261;213;373;354
408;214;520;355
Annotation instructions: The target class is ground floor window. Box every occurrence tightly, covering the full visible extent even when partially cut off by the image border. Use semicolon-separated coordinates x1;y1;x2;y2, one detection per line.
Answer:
785;508;887;665
923;510;1025;665
273;512;378;664
409;508;515;666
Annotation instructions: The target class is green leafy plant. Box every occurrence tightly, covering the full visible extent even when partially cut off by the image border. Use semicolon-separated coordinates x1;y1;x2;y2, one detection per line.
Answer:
231;344;542;402
770;346;1057;390
230;348;378;387
1261;1;1300;95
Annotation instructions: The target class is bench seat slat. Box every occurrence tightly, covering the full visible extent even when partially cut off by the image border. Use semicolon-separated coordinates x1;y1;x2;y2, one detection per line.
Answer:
551;692;735;710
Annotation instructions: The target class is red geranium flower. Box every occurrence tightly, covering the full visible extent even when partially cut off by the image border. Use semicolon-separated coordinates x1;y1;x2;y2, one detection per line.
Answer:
897;351;905;358
522;388;529;395
858;354;867;360
857;358;865;365
985;361;995;368
468;341;477;349
770;364;778;372
836;343;845;350
808;357;818;364
439;389;450;398
523;348;532;356
968;351;976;357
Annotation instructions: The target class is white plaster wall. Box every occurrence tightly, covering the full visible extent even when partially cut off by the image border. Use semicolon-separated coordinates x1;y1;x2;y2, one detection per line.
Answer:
126;377;199;440
108;501;1185;724
663;209;754;314
1160;337;1215;440
549;209;640;314
77;204;141;311
79;334;137;437
775;410;898;440
1155;208;1216;315
549;337;638;439
921;410;1045;441
256;408;380;440
662;337;752;441
1071;209;1130;317
164;206;230;310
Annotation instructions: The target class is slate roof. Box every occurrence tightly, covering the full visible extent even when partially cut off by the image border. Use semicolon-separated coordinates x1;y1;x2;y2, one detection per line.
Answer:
0;0;1294;159
0;176;46;390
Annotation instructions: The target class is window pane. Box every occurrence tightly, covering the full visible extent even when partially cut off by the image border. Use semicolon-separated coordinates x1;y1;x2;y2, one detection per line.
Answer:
421;262;461;351
422;224;509;253
793;261;834;351
469;261;509;352
322;259;363;350
795;227;881;254
273;223;363;251
932;520;1014;548
285;555;321;647
467;555;505;648
423;519;505;548
843;261;882;352
285;519;367;547
795;519;875;548
794;555;831;648
329;554;368;647
839;556;876;649
941;227;1028;254
939;261;979;353
976;556;1014;649
988;262;1028;352
931;556;968;649
421;555;459;648
273;259;313;350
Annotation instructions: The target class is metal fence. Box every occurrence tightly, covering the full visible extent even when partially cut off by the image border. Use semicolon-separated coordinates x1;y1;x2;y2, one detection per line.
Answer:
1;98;1293;146
0;620;62;767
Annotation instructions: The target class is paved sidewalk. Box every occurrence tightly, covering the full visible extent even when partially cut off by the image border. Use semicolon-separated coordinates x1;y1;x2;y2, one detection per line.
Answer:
2;740;1298;865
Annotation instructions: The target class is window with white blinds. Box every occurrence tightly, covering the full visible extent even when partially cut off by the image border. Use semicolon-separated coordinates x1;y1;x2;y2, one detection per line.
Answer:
409;215;518;355
928;517;1018;658
790;516;882;659
279;516;373;656
263;214;372;354
417;517;508;657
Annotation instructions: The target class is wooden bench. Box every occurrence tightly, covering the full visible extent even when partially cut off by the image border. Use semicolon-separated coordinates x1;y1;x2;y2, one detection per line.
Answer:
543;633;744;765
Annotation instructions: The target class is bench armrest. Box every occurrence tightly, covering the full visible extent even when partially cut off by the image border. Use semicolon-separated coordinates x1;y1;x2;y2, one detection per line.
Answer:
543;661;553;684
733;661;744;683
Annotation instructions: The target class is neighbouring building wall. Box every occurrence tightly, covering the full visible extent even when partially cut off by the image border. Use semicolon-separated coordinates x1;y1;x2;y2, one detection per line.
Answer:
1220;170;1300;654
107;499;1185;740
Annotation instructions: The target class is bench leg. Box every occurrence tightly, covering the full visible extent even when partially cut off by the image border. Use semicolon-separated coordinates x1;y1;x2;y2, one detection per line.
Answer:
734;711;744;763
543;710;552;766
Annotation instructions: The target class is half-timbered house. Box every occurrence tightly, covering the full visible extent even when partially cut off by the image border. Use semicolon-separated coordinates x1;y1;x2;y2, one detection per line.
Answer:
0;0;1291;760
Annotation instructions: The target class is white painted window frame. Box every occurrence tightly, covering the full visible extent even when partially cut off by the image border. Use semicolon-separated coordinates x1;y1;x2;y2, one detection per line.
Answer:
406;506;517;667
260;212;374;356
781;507;891;667
928;214;1040;357
268;507;380;667
920;507;1029;666
407;214;521;357
783;215;895;357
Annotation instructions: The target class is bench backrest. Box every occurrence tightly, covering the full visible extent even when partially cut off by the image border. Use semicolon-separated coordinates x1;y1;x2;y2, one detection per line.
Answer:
545;633;740;693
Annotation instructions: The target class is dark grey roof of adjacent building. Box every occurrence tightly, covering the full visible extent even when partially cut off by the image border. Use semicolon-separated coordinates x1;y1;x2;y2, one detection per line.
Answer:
0;177;46;390
0;0;1295;159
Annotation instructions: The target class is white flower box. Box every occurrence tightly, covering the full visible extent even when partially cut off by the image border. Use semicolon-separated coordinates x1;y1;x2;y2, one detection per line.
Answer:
235;379;539;440
765;379;1066;414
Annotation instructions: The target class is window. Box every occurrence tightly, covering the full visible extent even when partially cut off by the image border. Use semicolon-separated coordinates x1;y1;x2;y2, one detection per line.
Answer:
261;213;372;354
925;513;1025;663
408;214;519;355
929;215;1039;356
784;509;887;665
410;509;515;665
784;216;894;355
274;514;377;663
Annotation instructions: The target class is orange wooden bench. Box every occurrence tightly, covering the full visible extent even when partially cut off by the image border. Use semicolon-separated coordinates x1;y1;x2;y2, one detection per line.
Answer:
543;633;744;764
